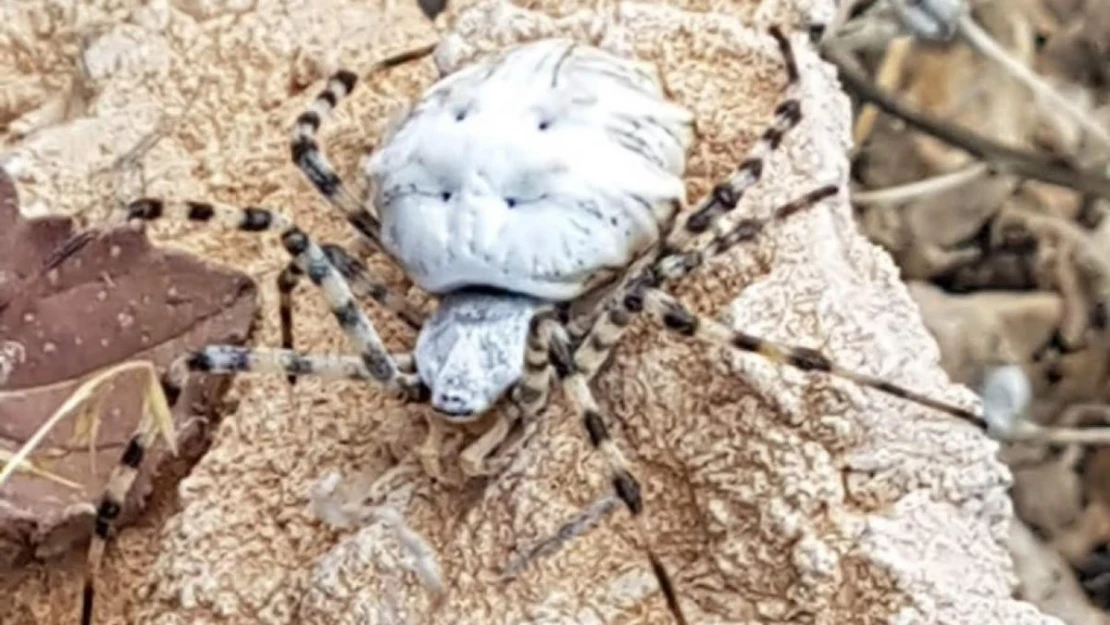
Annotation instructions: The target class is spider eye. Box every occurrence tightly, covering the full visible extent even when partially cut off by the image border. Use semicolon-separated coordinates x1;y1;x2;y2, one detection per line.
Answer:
455;111;467;122
505;197;517;208
538;120;550;131
441;192;452;201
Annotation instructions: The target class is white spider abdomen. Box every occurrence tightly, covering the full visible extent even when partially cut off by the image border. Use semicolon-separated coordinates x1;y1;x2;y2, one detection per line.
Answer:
365;38;695;301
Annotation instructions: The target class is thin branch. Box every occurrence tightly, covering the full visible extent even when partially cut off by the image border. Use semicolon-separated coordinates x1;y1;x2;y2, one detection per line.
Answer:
852;162;990;204
829;1;904;53
821;43;1110;199
822;0;866;42
956;14;1110;155
1010;422;1110;446
853;34;915;147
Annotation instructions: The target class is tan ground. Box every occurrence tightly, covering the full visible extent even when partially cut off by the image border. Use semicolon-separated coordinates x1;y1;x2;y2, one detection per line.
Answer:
0;0;1058;623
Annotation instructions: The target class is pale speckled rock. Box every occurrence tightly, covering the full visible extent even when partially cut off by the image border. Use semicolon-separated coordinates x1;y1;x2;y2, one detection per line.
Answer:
0;0;1055;624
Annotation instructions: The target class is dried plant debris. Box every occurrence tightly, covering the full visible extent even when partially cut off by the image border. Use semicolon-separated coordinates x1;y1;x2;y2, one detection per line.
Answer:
0;166;258;567
836;0;1110;620
1010;517;1110;625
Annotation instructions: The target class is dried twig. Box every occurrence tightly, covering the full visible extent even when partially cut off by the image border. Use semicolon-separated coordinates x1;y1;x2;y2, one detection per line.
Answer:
852;162;991;204
853;34;914;146
1009;422;1110;446
956;14;1110;156
822;43;1110;199
822;0;866;42
500;494;621;581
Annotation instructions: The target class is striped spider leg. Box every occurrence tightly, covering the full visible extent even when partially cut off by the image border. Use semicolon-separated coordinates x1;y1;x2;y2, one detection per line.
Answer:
277;242;425;383
499;26;987;624
79;199;428;625
521;184;987;625
81;218;565;625
289;43;437;249
492;24;813;624
281;44;439;365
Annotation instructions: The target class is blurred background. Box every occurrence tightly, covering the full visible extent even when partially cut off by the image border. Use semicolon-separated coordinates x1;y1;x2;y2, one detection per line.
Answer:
824;1;1110;623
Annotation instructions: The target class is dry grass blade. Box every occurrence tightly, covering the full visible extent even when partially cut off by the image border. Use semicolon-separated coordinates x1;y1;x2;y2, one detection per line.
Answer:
853;34;913;146
822;43;1110;198
1011;423;1110;446
0;449;84;490
0;360;177;490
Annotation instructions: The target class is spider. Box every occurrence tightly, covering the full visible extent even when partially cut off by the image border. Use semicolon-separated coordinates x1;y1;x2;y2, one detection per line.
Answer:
79;26;987;625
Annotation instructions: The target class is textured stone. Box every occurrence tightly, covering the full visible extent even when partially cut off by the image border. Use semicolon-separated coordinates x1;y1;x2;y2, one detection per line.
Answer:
0;0;1054;624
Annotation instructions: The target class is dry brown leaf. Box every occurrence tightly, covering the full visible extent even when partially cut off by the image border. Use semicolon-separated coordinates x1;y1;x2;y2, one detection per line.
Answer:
0;165;258;567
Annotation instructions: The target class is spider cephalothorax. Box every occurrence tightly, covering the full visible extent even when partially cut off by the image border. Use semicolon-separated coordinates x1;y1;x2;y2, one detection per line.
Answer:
79;28;989;625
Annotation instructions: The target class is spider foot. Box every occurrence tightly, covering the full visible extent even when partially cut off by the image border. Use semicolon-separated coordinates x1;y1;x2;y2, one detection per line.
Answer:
416;417;452;485
459;411;516;478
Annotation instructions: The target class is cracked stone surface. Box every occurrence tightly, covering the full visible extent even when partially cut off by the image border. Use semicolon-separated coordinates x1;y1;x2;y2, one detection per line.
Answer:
0;0;1057;623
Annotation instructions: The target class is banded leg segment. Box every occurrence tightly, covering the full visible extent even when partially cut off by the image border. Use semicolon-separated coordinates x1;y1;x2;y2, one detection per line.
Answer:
80;343;423;625
278;262;303;384
125;199;422;398
548;327;689;625
513;315;561;417
290;44;436;246
655;185;839;282
665;25;803;251
170;345;415;384
278;242;424;381
291;69;379;244
82;410;162;625
320;243;424;329
459;314;562;477
630;286;984;428
575;186;834;384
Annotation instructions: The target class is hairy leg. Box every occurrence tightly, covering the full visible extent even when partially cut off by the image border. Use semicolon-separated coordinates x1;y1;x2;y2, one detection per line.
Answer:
278;242;424;381
573;185;837;389
289;45;435;247
125;198;423;398
458;314;560;477
80;342;421;624
81;399;164;625
168;345;416;390
547;324;689;625
563;24;811;386
633;285;981;425
501;184;988;618
578;184;986;427
514;315;560;417
664;25;802;251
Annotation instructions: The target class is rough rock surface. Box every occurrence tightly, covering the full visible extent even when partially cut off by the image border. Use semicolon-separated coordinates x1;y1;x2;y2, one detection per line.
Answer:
0;0;1057;624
